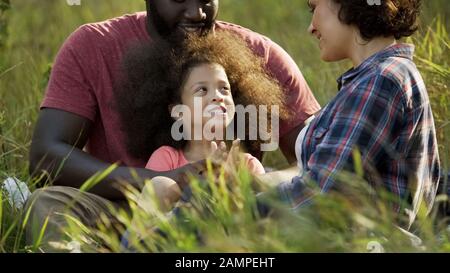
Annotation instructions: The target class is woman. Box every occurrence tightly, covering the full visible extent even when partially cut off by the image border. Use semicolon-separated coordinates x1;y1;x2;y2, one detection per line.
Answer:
270;0;440;228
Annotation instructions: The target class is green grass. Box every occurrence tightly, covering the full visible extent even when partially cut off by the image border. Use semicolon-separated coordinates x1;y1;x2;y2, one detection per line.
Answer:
0;0;449;252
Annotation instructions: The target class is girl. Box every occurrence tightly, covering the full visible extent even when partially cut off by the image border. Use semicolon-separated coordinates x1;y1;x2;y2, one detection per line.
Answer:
115;31;290;210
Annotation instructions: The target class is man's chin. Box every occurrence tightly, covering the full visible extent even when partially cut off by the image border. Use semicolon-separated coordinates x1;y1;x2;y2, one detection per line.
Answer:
163;31;186;46
162;29;210;46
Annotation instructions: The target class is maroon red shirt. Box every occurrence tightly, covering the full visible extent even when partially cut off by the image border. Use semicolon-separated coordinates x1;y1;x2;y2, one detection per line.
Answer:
42;12;320;167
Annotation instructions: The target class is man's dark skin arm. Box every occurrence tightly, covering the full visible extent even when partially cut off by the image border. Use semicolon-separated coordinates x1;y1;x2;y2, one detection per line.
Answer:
29;108;199;200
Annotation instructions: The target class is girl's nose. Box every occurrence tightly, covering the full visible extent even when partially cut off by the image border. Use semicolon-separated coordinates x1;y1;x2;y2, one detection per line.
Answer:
212;97;224;103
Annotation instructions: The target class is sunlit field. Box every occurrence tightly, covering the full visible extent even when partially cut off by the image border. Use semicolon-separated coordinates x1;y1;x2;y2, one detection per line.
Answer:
0;0;449;252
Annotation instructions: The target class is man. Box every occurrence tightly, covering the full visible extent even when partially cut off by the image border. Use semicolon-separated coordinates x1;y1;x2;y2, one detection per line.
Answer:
25;0;320;251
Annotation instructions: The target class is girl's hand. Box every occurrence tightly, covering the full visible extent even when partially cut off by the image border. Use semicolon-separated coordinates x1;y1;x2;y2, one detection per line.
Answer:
209;139;242;176
225;139;241;171
209;140;228;165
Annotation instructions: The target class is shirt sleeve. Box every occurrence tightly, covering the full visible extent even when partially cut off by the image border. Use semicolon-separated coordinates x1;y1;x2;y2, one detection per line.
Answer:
41;25;99;121
277;75;404;209
145;146;178;171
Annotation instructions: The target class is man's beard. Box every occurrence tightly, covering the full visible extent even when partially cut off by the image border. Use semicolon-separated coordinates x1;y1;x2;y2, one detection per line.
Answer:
147;4;215;46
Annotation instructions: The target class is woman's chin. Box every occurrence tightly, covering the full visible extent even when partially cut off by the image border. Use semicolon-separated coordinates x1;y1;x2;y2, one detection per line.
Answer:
320;52;334;62
320;50;346;63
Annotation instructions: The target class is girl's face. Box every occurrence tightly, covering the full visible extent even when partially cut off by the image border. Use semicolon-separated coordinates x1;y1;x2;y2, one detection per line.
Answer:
179;63;235;138
307;0;355;62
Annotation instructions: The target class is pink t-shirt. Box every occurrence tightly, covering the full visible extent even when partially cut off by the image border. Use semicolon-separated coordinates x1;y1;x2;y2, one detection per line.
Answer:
41;12;320;167
146;146;266;175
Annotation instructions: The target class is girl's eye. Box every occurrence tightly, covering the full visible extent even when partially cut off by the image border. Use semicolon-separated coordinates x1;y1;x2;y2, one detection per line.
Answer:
221;86;231;94
195;87;207;95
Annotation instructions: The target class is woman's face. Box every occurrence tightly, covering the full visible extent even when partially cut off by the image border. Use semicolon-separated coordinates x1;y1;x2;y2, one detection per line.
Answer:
179;63;235;139
307;0;355;62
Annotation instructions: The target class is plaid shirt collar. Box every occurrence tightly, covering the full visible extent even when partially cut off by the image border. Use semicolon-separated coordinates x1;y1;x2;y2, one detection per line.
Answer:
337;43;415;90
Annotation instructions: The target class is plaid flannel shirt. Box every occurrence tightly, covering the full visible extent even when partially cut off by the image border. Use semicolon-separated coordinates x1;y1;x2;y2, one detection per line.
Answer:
277;44;440;224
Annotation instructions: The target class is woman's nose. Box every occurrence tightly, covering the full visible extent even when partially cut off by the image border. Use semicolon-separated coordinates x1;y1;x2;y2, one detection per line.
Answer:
307;22;315;35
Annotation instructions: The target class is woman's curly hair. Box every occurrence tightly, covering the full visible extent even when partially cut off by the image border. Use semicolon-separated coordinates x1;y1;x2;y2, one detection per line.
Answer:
332;0;421;40
114;31;291;160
